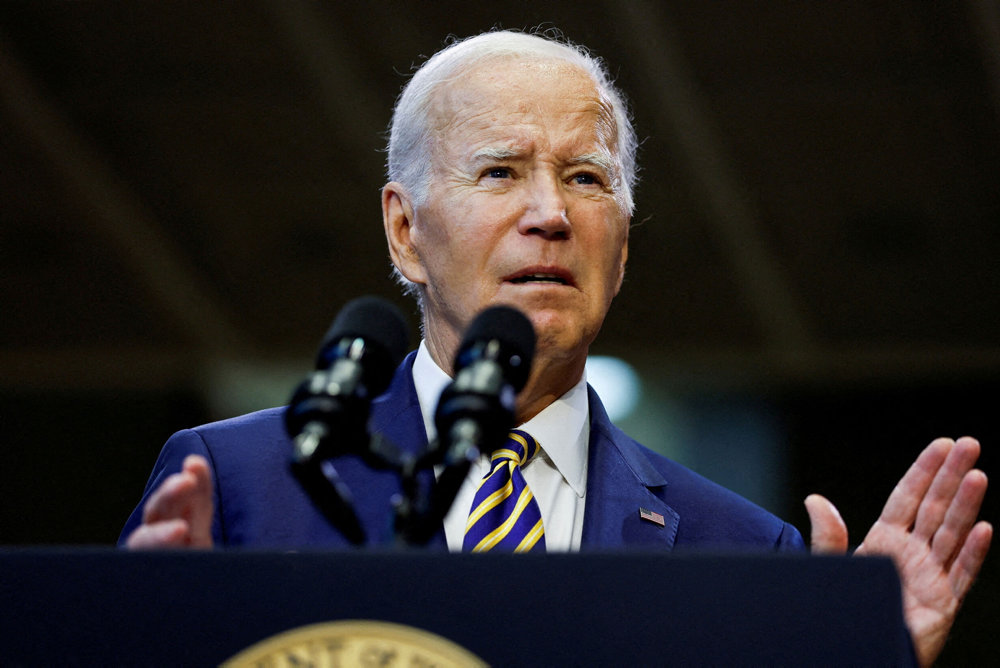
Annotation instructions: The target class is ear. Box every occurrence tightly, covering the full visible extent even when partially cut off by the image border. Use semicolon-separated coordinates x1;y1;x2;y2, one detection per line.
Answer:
382;182;428;285
613;222;629;295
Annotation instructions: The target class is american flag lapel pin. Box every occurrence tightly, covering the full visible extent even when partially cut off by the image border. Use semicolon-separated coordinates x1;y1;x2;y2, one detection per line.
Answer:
639;507;665;527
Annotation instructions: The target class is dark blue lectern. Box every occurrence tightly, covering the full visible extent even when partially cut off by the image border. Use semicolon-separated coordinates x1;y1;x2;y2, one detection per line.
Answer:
0;549;914;665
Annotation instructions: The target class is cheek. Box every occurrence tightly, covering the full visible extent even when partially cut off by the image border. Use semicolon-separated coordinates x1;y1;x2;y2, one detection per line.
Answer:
433;202;507;259
412;201;462;263
593;233;628;299
414;216;490;289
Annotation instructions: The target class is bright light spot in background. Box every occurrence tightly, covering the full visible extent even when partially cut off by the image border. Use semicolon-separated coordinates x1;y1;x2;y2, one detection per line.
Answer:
585;355;641;421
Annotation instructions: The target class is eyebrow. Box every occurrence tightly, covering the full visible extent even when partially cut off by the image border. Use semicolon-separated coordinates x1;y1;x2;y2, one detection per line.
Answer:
471;147;618;176
569;151;617;177
471;146;521;163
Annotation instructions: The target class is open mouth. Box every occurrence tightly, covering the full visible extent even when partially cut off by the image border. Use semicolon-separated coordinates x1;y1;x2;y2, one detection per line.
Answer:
508;273;569;285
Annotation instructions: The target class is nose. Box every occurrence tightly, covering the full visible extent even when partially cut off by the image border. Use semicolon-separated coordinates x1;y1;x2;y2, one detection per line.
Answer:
517;172;570;240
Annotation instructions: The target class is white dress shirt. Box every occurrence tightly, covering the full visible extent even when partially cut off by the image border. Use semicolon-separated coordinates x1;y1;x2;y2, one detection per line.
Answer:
411;341;589;552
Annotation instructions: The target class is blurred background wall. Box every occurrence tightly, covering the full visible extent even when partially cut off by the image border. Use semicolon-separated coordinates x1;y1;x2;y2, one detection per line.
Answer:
2;2;998;662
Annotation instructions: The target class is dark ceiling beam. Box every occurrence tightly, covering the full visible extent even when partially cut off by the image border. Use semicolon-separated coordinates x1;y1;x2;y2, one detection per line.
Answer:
0;37;255;358
968;0;1000;131
615;2;813;354
264;0;391;182
643;344;1000;392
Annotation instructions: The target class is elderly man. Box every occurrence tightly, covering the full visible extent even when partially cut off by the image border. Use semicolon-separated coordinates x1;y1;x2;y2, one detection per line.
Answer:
122;30;990;665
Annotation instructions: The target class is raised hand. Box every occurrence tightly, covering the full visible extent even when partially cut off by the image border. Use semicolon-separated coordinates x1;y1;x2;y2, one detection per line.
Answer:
806;437;992;667
125;454;215;549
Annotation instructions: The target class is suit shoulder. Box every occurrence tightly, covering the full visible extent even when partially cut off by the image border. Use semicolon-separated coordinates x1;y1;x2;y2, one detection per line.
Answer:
182;406;287;445
611;427;803;549
161;406;290;471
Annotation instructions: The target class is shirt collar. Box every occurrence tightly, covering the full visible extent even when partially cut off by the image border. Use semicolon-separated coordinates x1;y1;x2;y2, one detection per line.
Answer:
411;340;589;497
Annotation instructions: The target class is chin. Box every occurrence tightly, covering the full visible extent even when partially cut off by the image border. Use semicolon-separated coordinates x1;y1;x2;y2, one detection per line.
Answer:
531;322;597;363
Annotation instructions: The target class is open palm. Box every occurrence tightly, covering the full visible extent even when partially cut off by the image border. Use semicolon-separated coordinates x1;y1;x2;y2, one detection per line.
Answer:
807;437;992;667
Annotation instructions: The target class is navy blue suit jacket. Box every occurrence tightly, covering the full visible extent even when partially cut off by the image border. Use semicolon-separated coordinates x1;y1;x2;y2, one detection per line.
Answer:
121;353;805;552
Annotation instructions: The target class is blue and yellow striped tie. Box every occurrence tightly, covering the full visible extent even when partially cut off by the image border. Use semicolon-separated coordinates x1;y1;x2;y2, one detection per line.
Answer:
463;429;546;552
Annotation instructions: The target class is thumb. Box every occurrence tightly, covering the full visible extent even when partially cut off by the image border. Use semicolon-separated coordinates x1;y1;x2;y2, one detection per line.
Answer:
805;493;849;554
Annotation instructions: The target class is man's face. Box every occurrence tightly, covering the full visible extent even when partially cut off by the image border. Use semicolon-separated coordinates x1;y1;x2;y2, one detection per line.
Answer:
388;58;630;369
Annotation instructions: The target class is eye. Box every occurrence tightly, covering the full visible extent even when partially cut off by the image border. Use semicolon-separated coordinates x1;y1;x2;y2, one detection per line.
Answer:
484;167;512;179
571;172;602;186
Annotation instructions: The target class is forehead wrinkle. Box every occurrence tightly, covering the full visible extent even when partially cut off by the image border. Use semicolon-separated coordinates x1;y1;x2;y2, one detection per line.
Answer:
428;59;622;178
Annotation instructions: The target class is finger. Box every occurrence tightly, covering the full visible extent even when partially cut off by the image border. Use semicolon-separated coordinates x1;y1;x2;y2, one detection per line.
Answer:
142;455;212;525
141;470;200;525
877;438;954;528
914;437;981;541
181;455;212;506
124;519;190;549
805;494;849;554
948;521;993;602
931;469;988;565
180;455;215;546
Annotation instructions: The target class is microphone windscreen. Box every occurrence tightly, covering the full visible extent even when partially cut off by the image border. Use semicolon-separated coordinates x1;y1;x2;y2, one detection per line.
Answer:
317;296;410;391
458;305;536;392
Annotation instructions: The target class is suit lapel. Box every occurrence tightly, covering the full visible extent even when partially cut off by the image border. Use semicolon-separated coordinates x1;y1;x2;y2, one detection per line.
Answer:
370;352;427;458
580;387;679;551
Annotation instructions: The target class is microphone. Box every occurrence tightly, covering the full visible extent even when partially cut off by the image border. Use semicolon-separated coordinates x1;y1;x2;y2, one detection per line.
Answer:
285;296;409;462
285;296;409;545
410;305;534;542
434;304;535;460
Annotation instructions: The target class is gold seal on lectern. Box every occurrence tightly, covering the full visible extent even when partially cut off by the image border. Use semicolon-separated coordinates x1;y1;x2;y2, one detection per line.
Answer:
222;619;488;667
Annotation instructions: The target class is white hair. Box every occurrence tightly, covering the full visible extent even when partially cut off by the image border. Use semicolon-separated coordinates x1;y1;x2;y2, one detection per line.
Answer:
385;29;639;302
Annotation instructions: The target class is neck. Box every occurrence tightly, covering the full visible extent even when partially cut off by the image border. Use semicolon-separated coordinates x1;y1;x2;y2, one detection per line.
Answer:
423;333;586;425
513;354;586;424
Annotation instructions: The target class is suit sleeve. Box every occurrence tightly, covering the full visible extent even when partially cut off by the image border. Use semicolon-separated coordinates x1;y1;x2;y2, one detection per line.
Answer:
117;429;225;546
776;520;807;552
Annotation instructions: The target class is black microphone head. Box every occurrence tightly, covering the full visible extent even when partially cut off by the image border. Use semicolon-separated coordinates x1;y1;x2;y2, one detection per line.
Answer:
455;305;535;392
316;296;410;394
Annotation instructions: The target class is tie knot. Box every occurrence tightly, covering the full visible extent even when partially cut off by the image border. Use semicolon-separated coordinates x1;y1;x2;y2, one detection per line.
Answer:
490;429;540;468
